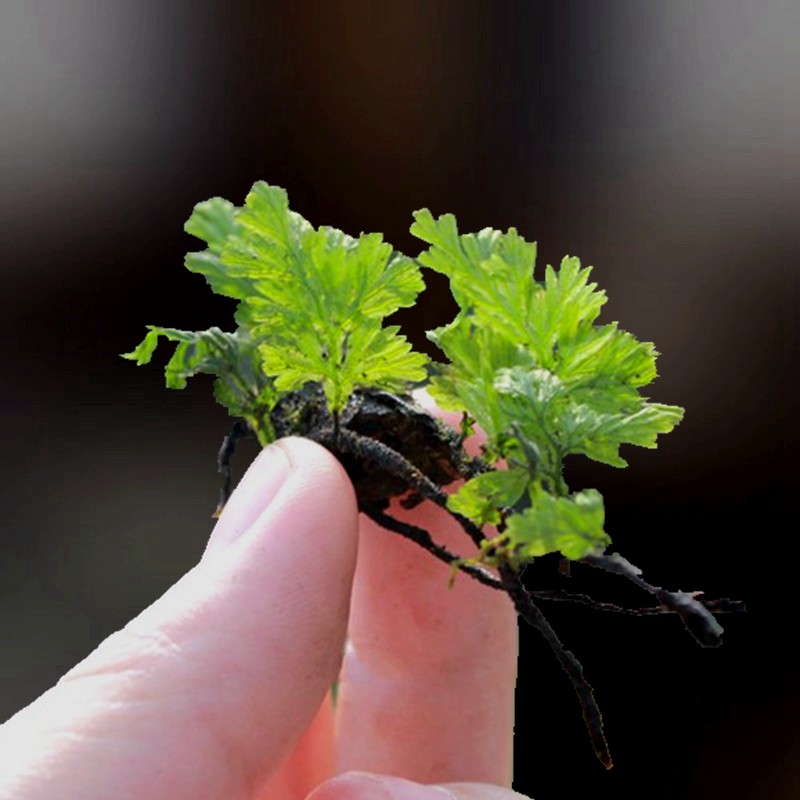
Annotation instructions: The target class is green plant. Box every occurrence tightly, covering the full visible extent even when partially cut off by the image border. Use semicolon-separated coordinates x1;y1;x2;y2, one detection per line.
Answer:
123;181;743;768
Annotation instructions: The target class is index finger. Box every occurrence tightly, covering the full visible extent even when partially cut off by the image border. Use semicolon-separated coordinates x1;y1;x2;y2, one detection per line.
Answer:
334;397;519;786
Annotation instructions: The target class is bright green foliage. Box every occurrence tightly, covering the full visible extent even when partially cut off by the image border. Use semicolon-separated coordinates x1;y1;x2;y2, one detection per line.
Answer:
447;468;529;526
190;182;428;411
120;325;276;445
123;187;684;567
412;208;683;562
501;489;610;563
123;182;429;432
410;210;540;344
184;198;256;300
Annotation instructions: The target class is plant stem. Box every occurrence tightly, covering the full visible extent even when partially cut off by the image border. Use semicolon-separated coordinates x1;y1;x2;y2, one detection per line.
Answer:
212;418;253;518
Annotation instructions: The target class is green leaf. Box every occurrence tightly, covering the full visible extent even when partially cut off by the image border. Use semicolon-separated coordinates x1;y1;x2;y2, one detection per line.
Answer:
502;489;611;561
121;325;228;388
414;211;684;476
184;197;258;300
412;209;538;342
427;313;533;438
494;364;684;469
185;198;240;254
120;328;161;365
230;186;423;326
222;182;429;410
184;251;258;301
235;181;313;252
523;257;606;368
447;468;529;526
127;182;431;431
259;321;427;412
120;325;276;412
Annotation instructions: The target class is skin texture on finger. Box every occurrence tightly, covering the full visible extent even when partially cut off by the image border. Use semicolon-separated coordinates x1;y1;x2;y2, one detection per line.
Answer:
334;397;519;785
0;438;358;800
255;691;335;800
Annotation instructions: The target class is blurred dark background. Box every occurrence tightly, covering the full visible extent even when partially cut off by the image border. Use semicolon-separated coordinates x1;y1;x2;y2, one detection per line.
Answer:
0;1;795;797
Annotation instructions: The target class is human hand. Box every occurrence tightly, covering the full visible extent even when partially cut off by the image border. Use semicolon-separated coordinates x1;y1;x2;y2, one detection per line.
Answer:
0;431;527;799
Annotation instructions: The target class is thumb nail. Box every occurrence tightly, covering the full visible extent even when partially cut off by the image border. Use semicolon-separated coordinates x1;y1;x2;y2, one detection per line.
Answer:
309;772;456;800
203;441;292;556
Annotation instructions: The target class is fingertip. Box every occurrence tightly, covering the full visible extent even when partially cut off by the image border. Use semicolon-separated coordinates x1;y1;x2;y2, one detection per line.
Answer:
207;435;358;557
307;774;532;800
307;772;456;799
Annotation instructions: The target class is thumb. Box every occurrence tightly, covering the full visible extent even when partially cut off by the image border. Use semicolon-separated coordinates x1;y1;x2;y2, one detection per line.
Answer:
0;437;359;800
308;773;532;799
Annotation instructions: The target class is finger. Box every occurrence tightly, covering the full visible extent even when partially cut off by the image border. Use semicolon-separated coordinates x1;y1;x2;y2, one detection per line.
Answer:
334;397;519;785
308;772;532;799
0;437;358;800
255;690;336;800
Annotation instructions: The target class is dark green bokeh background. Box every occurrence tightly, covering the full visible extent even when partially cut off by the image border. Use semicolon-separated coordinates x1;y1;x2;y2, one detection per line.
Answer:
0;2;795;798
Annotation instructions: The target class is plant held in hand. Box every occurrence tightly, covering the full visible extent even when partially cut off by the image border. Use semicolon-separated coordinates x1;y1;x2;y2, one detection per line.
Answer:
123;181;744;769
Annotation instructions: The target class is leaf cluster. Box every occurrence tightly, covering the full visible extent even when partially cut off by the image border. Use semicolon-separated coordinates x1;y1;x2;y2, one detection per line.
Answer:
122;182;684;566
411;210;683;563
123;183;427;425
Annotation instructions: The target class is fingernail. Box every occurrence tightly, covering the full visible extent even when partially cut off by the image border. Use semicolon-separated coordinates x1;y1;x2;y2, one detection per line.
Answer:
310;772;456;800
204;442;292;555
